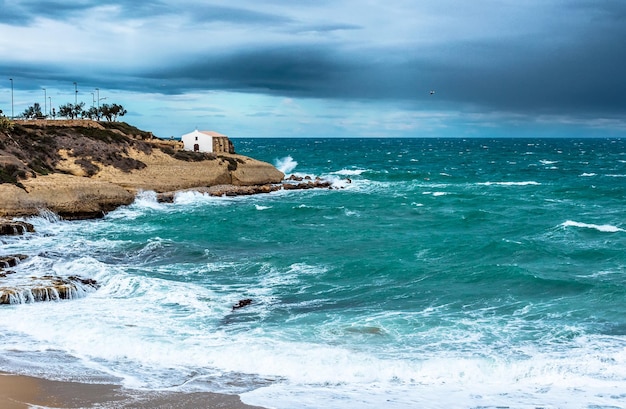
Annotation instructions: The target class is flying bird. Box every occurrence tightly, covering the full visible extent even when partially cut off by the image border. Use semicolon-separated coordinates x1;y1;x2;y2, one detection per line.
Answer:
430;90;435;95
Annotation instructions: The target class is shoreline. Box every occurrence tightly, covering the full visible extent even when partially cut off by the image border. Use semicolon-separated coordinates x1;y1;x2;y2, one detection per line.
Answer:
0;372;266;409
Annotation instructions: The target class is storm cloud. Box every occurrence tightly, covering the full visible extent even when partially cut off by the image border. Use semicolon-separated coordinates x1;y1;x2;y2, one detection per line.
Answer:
1;0;625;136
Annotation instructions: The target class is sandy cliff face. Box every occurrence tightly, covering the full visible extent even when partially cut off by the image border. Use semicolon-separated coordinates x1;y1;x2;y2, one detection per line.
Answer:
0;121;284;219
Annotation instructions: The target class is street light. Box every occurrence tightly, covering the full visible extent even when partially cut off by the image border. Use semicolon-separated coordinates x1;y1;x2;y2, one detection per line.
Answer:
49;96;52;118
73;82;77;105
9;78;13;119
91;92;95;107
42;88;47;117
95;88;99;109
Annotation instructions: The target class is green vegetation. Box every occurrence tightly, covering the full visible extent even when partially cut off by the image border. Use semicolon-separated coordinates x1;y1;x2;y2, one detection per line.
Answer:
21;103;44;119
99;121;154;139
0;115;14;132
19;101;127;122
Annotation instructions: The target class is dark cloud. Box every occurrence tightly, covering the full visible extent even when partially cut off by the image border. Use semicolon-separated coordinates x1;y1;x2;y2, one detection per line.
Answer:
188;4;293;25
0;1;32;24
12;0;99;22
3;0;625;129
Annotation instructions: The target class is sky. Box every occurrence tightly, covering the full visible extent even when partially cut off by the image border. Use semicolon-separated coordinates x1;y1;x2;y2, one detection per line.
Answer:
1;0;625;138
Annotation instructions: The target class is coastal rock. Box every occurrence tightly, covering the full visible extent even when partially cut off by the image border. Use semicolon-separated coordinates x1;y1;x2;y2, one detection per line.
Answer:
229;156;285;186
0;275;99;305
0;174;135;220
0;219;35;235
0;122;285;219
0;254;28;270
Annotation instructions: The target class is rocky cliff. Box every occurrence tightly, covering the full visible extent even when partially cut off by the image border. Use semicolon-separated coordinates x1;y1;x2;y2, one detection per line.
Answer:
0;120;284;219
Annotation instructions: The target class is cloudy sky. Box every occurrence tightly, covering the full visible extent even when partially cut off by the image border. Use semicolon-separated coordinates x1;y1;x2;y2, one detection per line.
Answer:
1;0;625;138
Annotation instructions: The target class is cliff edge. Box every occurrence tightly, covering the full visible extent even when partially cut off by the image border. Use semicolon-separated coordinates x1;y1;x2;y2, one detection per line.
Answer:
0;120;284;219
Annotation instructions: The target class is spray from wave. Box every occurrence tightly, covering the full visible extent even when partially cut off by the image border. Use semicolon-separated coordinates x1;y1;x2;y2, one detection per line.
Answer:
275;156;298;174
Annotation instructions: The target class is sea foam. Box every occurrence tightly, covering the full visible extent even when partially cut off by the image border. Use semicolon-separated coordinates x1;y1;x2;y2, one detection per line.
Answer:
275;156;298;174
561;220;624;233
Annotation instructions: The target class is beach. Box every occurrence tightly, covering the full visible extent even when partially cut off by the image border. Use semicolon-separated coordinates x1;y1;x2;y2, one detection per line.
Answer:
0;373;265;409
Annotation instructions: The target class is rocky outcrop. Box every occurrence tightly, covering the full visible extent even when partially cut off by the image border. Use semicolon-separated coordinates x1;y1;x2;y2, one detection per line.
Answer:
0;253;99;305
0;175;135;219
156;178;334;202
0;122;284;219
0;275;100;304
0;254;28;270
0;219;34;235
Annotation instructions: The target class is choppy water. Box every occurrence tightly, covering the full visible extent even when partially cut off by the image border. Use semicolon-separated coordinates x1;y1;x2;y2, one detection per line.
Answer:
1;138;625;409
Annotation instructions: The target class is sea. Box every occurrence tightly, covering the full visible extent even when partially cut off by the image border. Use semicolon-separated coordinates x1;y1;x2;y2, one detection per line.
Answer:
1;137;625;409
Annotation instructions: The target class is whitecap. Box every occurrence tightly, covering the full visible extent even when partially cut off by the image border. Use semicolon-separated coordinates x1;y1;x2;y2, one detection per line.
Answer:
561;220;624;233
255;205;271;211
331;168;368;176
275;156;298;174
579;173;596;177
479;181;541;186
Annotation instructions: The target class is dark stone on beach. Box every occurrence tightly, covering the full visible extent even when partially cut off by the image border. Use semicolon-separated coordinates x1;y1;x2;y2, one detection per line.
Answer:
0;220;35;235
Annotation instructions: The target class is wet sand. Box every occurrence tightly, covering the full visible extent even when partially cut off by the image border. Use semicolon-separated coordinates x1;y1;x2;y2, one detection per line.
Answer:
0;372;266;409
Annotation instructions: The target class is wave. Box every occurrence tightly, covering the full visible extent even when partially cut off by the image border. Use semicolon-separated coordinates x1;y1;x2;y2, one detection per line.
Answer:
561;220;624;233
275;156;298;174
478;181;541;186
579;173;597;177
331;168;369;176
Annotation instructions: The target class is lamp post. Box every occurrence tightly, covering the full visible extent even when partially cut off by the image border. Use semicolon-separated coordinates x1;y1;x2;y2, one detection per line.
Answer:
91;92;95;108
95;88;99;109
42;88;47;117
48;96;52;118
73;82;77;105
9;78;13;119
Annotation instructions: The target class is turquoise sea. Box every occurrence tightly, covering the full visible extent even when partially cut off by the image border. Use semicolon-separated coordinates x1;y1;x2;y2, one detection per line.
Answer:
1;138;625;408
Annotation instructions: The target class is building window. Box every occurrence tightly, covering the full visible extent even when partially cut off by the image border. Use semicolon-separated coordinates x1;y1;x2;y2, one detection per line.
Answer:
195;136;198;141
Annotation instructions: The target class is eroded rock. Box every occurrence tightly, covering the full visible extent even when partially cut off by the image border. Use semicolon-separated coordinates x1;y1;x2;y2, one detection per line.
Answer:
0;219;35;235
0;275;99;305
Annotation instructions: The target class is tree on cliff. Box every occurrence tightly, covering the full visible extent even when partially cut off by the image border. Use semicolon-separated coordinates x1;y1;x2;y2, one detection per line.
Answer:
58;102;86;119
21;103;44;119
99;103;127;122
82;106;101;120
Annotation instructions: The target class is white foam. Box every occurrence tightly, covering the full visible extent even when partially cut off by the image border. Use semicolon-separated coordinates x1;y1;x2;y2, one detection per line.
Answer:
479;181;541;186
275;156;298;174
561;220;624;233
331;168;368;176
580;173;597;177
255;205;272;210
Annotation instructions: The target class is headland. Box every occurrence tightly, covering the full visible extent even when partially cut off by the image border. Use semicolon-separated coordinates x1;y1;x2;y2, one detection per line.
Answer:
0;119;285;219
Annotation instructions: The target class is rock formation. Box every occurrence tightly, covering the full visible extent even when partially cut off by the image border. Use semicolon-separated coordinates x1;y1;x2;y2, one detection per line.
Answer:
0;218;34;235
0;120;284;219
0;274;100;305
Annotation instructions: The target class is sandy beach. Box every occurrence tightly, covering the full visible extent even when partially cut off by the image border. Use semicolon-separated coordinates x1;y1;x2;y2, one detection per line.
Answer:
0;373;266;409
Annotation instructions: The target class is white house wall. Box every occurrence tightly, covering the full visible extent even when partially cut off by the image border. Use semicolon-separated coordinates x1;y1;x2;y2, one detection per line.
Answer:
181;130;213;153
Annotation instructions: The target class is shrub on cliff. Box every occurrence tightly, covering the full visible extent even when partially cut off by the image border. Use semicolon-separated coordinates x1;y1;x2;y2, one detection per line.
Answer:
0;116;14;132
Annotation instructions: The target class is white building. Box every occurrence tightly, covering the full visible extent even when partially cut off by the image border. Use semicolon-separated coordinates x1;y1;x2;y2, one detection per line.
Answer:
180;130;233;153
